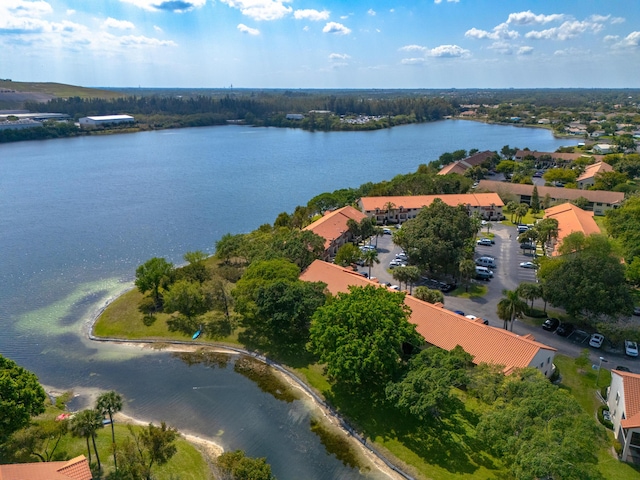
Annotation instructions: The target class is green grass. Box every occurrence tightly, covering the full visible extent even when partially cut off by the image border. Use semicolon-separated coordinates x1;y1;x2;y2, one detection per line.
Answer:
450;284;488;299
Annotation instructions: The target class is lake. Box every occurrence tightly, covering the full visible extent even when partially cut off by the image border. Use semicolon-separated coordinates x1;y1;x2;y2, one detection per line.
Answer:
0;120;577;478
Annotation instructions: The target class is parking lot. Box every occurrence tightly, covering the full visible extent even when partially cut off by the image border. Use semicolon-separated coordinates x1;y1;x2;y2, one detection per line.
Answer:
357;222;640;371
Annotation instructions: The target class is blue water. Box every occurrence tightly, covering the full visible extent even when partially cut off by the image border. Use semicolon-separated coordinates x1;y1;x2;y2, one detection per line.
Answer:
0;120;577;478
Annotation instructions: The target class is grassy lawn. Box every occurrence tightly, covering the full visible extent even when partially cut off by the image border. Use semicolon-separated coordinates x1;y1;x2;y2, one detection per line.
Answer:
450;284;488;299
0;80;123;99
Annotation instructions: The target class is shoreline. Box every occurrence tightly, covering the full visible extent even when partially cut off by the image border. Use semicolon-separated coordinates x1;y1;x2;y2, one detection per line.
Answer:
80;293;408;480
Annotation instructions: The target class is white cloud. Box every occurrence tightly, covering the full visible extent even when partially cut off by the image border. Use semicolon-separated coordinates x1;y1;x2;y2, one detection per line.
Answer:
302;25;309;31
237;23;260;35
329;53;350;60
589;14;609;23
465;23;518;40
401;57;426;65
4;0;52;17
119;0;206;13
488;41;513;55
66;9;75;16
323;22;351;35
517;46;534;55
221;0;292;21
103;18;135;30
554;47;590;56
526;20;603;41
399;44;428;52
506;10;565;25
390;9;395;13
611;17;625;25
368;9;376;16
613;31;640;48
604;35;619;42
427;44;469;57
293;9;329;21
154;25;163;33
116;34;177;47
434;0;459;4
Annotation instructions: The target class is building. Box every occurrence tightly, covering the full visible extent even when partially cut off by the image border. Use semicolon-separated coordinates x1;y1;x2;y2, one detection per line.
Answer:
300;260;556;378
593;144;614;154
476;179;623;216
357;193;504;224
608;369;640;463
286;113;304;120
0;118;43;130
543;203;601;255
576;161;613;189
0;455;92;480
79;115;134;128
303;206;368;260
513;149;603;166
437;150;495;176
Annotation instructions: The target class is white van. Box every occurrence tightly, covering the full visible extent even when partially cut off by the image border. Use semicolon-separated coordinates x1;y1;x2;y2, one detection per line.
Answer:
476;257;496;268
475;266;494;279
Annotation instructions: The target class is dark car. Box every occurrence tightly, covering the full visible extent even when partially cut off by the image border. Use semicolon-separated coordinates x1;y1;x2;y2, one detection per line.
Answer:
556;322;575;337
542;317;560;332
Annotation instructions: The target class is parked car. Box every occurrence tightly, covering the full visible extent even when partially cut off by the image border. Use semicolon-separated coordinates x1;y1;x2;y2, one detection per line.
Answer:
542;317;560;331
395;252;408;261
616;365;632;372
589;333;605;348
556;323;575;337
389;285;400;291
453;310;465;316
625;340;639;357
383;228;393;235
519;261;537;269
465;314;477;320
633;306;640;316
477;238;493;246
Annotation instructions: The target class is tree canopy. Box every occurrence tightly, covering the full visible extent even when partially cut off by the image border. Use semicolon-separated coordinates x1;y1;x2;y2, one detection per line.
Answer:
134;257;174;308
308;285;422;392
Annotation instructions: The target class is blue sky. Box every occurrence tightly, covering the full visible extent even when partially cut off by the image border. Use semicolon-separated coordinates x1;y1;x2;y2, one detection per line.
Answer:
2;0;640;88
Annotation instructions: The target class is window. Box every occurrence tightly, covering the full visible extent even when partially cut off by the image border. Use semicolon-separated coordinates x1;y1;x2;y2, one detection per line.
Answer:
547;357;550;364
540;362;544;368
616;391;620;405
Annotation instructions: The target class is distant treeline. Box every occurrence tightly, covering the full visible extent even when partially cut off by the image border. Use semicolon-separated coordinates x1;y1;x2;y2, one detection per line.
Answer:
24;93;455;131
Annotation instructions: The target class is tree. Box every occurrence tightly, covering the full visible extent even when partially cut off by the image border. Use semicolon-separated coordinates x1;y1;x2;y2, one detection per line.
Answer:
505;200;518;223
459;258;476;292
334;243;362;268
384;201;397;224
96;390;123;473
70;409;104;470
179;250;211;283
592;170;628;191
248;279;327;351
413;286;444;304
530;186;541;213
542;193;552;209
626;256;640;286
215;233;247;265
385;346;473;420
270;228;325;269
308;285;422;392
497;289;526;331
517;282;542;310
496;160;518;177
362;247;380;278
514;203;529;225
605;195;640;262
539;236;633;319
533;217;559;255
542;168;577;185
0;354;46;442
477;369;603;480
163;279;212;325
613;133;637;153
215;450;276;480
9;417;69;463
403;265;421;294
118;422;178;480
135;257;174;309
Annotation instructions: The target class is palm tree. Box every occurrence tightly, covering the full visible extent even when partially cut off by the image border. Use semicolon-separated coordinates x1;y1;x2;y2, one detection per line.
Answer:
505;201;518;223
459;259;476;292
96;390;123;472
70;409;104;470
362;248;380;278
514;203;529;225
403;266;421;294
384;201;396;225
497;289;527;331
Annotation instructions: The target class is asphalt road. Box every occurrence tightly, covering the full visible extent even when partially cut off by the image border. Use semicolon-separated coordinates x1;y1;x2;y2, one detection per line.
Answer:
360;223;640;372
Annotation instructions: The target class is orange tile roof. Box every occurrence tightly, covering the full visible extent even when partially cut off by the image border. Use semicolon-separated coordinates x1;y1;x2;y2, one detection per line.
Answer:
476;179;624;205
300;260;555;374
437;162;468;175
0;456;92;480
544;203;601;255
358;193;504;213
515;150;604;162
614;370;640;429
303;205;367;250
576;161;612;182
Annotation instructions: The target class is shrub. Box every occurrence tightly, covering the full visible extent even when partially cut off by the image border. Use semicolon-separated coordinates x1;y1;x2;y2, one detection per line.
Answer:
598;405;614;430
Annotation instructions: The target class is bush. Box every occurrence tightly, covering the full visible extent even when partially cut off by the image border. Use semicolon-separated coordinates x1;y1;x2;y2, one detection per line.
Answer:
549;363;560;383
614;439;623;457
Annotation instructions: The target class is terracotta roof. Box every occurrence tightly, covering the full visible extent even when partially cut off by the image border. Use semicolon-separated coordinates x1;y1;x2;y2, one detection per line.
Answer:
614;370;640;429
515;150;604;162
303;205;367;250
476;179;624;205
544;203;601;255
300;260;555;374
576;161;612;182
437;162;468;175
358;193;504;213
0;456;92;480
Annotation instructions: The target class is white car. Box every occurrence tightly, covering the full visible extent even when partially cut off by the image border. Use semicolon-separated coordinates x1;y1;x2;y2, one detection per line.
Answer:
625;340;639;357
589;333;604;349
519;261;537;269
477;238;493;246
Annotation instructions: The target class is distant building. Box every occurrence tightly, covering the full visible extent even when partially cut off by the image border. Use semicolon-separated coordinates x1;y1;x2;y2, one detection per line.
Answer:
358;193;504;224
286;113;304;120
608;369;640;463
303;206;368;260
0;118;43;130
543;203;601;255
576;161;613;189
593;144;613;154
513;150;603;166
476;179;623;216
79;114;134;128
437;150;495;176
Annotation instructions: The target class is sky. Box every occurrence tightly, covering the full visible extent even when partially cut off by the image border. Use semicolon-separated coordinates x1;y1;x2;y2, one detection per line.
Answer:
2;0;640;89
